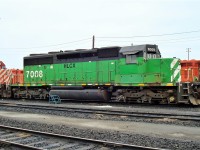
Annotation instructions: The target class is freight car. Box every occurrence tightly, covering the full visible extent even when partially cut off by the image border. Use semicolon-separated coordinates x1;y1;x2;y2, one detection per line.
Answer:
6;44;198;105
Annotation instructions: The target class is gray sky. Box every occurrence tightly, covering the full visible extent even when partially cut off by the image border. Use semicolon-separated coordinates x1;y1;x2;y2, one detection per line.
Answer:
0;0;200;68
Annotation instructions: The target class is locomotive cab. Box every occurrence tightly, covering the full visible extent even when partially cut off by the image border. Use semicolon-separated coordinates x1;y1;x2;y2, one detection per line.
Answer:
115;44;181;104
120;44;161;64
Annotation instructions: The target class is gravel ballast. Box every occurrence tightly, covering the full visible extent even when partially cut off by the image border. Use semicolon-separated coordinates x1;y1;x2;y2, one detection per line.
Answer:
0;117;199;150
0;105;200;127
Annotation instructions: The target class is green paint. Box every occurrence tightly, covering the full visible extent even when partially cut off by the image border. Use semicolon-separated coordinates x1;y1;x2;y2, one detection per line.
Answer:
24;57;180;87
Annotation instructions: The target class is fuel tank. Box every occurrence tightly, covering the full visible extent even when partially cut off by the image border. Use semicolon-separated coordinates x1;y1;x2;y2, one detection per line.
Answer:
49;89;111;101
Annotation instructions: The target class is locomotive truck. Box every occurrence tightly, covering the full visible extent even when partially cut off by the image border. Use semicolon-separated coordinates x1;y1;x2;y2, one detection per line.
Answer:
1;44;200;105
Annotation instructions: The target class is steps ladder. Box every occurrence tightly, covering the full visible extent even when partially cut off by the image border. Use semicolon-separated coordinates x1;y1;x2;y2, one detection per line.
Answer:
178;82;190;103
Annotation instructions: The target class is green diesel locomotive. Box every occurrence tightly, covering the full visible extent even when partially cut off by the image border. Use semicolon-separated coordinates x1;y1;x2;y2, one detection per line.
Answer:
12;44;191;104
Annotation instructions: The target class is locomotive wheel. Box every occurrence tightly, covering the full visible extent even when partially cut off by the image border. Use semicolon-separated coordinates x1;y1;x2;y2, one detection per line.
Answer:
116;95;126;102
27;95;31;99
141;95;152;103
189;95;200;105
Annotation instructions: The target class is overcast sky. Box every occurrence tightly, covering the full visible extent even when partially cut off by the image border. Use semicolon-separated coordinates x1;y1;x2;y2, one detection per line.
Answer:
0;0;200;68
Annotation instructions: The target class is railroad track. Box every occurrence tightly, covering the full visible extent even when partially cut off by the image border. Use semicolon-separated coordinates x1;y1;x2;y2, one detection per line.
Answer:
0;102;200;122
0;125;161;150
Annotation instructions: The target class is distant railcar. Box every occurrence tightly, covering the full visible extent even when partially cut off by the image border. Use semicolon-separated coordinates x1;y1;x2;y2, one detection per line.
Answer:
0;68;23;98
0;69;23;85
181;60;200;82
180;60;200;105
0;61;6;69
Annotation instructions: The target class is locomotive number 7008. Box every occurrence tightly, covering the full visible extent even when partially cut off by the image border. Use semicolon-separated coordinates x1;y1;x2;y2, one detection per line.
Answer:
26;70;43;78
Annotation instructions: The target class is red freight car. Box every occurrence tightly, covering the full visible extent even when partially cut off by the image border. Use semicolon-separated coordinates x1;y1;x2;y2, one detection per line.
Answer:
181;60;200;82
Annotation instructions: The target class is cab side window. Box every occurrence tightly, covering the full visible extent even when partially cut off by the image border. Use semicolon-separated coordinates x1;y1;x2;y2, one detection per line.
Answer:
126;54;137;64
147;53;157;59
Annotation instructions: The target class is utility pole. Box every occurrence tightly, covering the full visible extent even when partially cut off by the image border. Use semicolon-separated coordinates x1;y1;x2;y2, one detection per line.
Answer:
92;35;95;49
186;48;191;60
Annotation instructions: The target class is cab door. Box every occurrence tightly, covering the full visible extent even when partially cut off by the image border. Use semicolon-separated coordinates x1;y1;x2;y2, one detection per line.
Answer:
109;61;116;82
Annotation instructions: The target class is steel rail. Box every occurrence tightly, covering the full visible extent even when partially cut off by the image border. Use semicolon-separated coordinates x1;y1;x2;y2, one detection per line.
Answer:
0;125;163;150
0;139;42;150
0;102;200;121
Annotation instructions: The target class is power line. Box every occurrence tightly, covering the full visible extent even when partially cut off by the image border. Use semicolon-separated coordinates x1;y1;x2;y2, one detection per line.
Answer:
1;29;200;49
0;38;91;49
97;29;200;38
97;36;200;43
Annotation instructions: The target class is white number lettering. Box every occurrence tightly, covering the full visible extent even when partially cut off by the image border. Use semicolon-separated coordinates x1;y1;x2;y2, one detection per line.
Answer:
26;70;43;78
35;71;38;77
39;70;43;77
148;48;156;52
30;71;34;78
26;71;29;78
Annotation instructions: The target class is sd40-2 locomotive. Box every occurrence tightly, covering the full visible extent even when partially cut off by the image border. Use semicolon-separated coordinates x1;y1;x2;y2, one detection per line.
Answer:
1;44;200;105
